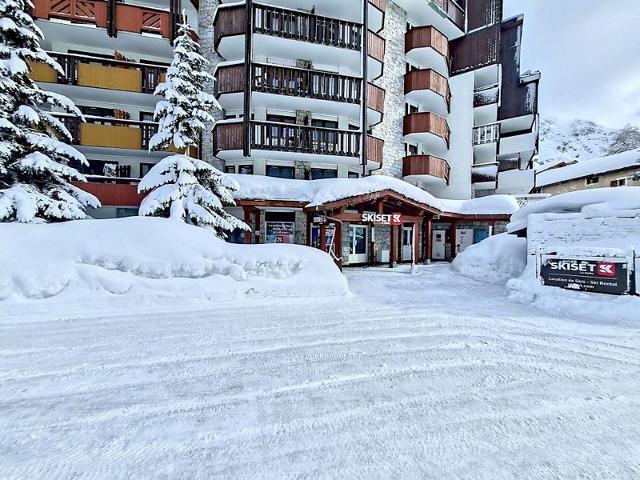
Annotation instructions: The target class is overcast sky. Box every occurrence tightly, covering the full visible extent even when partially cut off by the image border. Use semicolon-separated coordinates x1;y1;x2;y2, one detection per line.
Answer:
503;0;640;128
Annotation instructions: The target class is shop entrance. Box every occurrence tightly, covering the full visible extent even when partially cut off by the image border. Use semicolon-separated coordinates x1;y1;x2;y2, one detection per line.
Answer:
432;230;446;260
348;225;368;264
401;225;414;262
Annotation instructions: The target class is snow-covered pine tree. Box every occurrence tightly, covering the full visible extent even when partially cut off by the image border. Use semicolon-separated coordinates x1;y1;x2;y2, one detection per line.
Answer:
0;0;99;222
607;124;640;156
138;21;247;238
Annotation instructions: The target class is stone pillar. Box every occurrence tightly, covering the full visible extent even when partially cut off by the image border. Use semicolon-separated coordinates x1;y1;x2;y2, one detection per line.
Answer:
198;0;224;171
370;2;406;178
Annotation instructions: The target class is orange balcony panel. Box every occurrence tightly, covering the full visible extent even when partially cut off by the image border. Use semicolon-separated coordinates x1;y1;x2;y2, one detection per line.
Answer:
73;181;146;207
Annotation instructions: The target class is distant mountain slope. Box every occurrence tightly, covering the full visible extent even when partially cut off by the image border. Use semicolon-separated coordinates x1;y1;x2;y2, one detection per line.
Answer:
538;118;617;168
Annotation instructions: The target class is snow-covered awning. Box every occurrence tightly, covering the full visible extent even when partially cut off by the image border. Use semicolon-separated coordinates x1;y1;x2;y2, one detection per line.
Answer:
230;174;520;217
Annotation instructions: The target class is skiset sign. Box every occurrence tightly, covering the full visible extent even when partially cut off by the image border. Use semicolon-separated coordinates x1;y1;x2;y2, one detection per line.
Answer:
538;254;634;295
361;212;403;225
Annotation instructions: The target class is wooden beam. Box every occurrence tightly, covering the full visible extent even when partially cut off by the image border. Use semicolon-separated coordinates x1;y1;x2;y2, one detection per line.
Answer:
254;208;261;244
390;224;396;268
450;221;457;259
425;217;433;261
242;206;252;244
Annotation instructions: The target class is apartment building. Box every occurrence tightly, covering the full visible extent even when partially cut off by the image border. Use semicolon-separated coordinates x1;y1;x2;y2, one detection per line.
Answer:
29;0;199;217
203;0;540;199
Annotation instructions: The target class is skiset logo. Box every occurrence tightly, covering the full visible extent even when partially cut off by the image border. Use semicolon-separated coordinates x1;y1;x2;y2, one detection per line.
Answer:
546;259;617;277
360;212;403;225
596;262;616;277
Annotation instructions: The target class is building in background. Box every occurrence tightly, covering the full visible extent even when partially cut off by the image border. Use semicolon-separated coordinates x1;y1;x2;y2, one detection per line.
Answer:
534;148;640;195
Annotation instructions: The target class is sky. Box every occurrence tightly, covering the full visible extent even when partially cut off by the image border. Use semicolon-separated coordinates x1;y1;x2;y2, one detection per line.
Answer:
503;0;640;128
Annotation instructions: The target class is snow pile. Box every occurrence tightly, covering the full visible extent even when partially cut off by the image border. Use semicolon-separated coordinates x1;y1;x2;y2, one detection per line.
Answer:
231;174;520;216
452;234;527;284
0;217;348;302
536;148;640;187
508;187;640;233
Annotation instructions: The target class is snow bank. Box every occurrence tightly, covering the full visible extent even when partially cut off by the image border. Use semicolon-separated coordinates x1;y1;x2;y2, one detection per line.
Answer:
451;234;527;284
231;174;519;215
508;187;640;232
536;148;640;187
0;217;348;302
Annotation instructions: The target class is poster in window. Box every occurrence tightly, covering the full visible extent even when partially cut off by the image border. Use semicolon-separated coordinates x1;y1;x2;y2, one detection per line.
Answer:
266;222;295;244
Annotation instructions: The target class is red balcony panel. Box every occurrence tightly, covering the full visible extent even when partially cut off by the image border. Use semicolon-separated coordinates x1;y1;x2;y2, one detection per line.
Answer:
74;181;146;207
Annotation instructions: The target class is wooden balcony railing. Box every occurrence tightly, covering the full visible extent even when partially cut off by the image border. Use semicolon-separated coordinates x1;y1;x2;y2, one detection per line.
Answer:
367;83;385;113
30;52;166;94
72;179;146;207
32;0;174;39
404;69;451;110
403;112;450;147
402;154;450;183
405;26;449;59
367;30;385;63
215;121;364;157
472;123;500;145
55;114;158;150
367;135;384;164
431;0;465;31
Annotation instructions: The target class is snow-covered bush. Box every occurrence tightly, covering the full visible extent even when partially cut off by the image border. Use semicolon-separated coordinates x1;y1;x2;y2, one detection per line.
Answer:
0;0;99;222
138;22;245;237
0;217;348;301
452;233;527;284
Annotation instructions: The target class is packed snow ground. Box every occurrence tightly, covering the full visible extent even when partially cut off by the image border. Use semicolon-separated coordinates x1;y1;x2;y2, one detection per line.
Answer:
2;265;640;479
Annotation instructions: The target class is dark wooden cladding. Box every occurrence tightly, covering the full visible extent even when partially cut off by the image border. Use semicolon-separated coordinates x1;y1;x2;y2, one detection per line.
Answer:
367;30;385;62
213;4;246;49
450;23;500;76
253;4;362;50
403;112;450;147
252;64;361;103
215;63;245;96
213;122;244;154
498;17;539;120
367;83;385;113
432;0;465;31
367;135;384;163
214;121;362;157
404;69;451;109
252;122;360;156
405;26;449;58
368;0;387;12
402;155;450;183
467;0;502;32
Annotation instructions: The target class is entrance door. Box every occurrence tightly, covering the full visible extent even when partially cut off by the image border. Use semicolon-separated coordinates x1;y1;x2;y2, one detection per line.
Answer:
456;228;474;254
401;225;413;262
432;230;446;260
348;225;368;264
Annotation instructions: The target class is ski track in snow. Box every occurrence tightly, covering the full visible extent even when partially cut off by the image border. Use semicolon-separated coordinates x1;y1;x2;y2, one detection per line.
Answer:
1;265;640;479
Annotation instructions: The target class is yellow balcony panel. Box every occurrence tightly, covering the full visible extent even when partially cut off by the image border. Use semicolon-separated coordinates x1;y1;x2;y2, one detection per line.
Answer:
78;63;142;92
80;123;142;149
29;61;58;83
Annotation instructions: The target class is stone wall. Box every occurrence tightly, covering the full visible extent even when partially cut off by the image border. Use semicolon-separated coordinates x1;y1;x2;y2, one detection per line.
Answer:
370;2;406;179
539;169;640;196
198;0;224;171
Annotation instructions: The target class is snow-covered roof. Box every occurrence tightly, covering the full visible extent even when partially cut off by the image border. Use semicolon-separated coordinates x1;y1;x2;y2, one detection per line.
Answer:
536;148;640;187
507;187;640;233
230;174;519;216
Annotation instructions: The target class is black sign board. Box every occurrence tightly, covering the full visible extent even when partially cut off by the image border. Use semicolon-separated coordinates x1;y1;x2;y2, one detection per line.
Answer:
539;256;630;295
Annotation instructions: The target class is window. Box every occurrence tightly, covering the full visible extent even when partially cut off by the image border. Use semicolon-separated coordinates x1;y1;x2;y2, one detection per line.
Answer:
238;165;254;175
140;163;154;177
265;211;296;244
348;171;359;178
266;165;295;179
116;207;139;218
610;178;627;187
585;175;599;185
406;143;418;156
312;119;338;129
406;103;419;115
224;165;235;174
310;168;337;180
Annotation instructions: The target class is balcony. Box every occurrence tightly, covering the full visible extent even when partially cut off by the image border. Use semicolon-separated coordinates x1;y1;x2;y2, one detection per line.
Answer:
405;26;449;76
393;0;465;40
213;3;384;80
404;69;450;117
30;52;166;95
473;82;499;126
472;122;499;164
368;0;386;33
403;112;450;155
73;178;146;207
215;63;384;125
32;0;174;39
214;120;384;165
402;154;450;185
